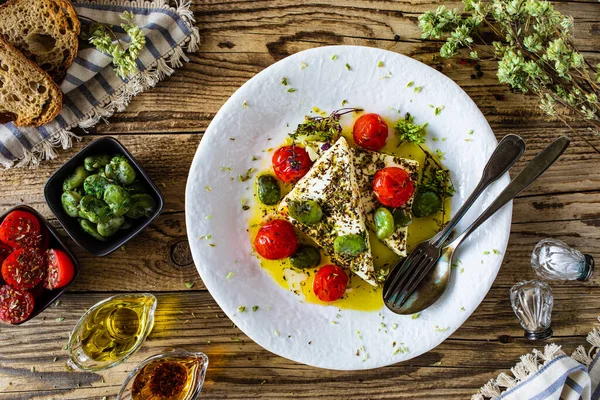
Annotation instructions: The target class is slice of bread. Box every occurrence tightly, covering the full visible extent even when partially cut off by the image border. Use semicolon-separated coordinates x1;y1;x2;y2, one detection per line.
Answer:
0;36;62;127
0;0;80;82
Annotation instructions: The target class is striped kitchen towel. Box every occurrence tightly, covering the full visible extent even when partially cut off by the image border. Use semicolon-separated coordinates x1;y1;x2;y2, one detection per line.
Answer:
473;320;600;400
0;0;199;168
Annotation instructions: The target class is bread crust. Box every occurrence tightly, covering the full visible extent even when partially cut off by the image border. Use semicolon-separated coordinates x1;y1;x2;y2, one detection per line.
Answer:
51;0;81;78
0;0;80;83
0;36;62;127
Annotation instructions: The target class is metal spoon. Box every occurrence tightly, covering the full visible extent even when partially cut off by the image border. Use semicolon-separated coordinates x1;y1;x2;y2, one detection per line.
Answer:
394;136;570;315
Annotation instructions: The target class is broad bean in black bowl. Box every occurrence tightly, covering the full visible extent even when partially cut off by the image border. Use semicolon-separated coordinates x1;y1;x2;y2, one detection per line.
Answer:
44;137;164;256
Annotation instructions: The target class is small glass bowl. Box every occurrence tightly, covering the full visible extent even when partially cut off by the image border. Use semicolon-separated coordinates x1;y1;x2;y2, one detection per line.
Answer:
67;293;157;371
118;348;209;400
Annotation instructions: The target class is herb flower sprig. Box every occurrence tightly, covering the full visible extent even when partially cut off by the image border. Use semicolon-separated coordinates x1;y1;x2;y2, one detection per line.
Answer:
86;11;146;79
289;108;363;142
419;0;600;150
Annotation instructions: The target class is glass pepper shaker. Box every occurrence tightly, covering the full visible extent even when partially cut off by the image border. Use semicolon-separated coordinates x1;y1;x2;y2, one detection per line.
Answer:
510;280;554;340
531;238;594;281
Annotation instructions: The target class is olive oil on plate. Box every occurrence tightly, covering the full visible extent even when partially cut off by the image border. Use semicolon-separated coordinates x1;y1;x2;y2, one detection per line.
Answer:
248;116;449;311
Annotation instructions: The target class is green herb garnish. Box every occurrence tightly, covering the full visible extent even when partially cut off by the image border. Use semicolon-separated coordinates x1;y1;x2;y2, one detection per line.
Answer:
289;108;362;143
394;113;428;145
86;12;146;78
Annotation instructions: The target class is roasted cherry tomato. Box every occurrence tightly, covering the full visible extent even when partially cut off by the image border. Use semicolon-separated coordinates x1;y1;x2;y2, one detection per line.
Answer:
0;284;35;324
0;244;11;264
254;219;298;260
353;113;389;151
272;146;313;184
313;264;348;302
44;249;75;290
373;167;415;208
0;210;41;249
2;248;45;290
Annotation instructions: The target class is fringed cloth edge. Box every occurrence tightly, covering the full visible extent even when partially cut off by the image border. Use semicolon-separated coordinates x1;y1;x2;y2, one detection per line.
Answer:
473;317;600;400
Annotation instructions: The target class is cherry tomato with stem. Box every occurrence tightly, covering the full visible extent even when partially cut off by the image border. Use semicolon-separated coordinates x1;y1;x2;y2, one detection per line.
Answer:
353;113;389;151
272;146;313;184
44;249;75;290
0;284;35;324
0;210;41;249
254;219;298;260
2;248;45;290
313;264;348;302
372;167;415;208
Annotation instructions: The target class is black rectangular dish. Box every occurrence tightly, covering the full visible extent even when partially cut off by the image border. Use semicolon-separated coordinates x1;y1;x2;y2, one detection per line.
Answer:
44;137;164;256
0;205;80;325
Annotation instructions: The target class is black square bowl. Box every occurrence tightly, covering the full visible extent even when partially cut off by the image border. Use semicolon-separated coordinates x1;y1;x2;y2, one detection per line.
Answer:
0;205;80;325
44;137;164;256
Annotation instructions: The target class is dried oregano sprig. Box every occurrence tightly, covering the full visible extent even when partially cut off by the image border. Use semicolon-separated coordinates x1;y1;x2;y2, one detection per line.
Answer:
85;11;146;79
288;108;363;142
419;0;600;147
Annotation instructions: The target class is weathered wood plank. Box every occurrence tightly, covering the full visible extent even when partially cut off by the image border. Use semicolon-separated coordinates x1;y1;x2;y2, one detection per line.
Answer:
87;50;600;135
0;208;583;293
0;197;595;294
0;134;201;216
0;290;596;399
3;1;600;398
2;123;600;224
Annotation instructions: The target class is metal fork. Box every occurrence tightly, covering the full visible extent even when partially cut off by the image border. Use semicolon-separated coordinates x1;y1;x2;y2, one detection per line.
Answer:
392;136;572;314
382;134;526;308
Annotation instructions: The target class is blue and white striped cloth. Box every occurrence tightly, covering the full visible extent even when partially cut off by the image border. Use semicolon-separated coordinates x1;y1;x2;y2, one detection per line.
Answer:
0;0;199;168
473;325;600;400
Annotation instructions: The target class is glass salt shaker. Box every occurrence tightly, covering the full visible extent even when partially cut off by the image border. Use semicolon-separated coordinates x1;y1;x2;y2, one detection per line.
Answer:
531;238;594;281
510;280;554;340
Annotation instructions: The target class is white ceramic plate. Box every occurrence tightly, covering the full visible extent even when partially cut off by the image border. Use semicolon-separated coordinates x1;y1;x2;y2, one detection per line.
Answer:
185;45;511;370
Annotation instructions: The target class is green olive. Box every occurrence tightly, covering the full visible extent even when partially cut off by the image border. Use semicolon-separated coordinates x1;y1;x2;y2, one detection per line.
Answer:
79;219;106;241
288;200;322;225
290;245;321;269
84;155;111;172
374;207;394;239
84;174;110;199
412;189;442;218
63;166;89;191
333;234;366;257
103;184;131;217
61;190;82;218
97;216;125;237
105;156;136;185
393;208;413;227
256;175;281;206
125;194;157;219
79;195;112;224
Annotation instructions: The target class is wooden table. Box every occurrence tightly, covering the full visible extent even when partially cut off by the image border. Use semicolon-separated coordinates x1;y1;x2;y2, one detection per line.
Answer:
2;1;600;398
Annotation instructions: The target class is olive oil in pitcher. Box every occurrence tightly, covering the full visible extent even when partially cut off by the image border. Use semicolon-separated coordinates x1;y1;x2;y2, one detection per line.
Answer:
68;293;157;371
